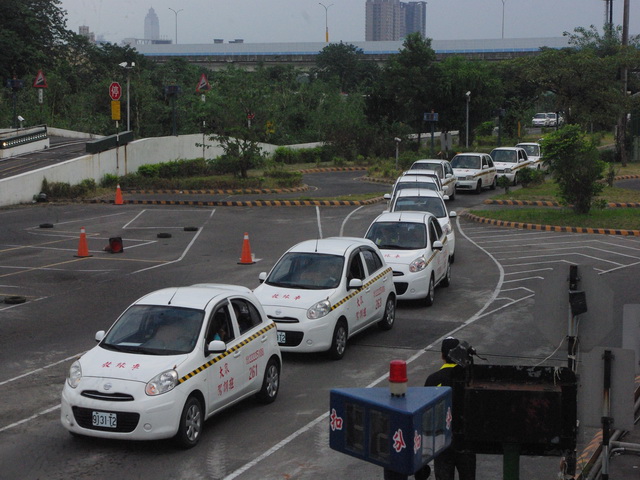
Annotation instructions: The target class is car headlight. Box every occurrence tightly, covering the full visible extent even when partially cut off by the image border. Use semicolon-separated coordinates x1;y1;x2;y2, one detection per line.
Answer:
145;369;179;396
409;256;427;272
67;360;82;389
307;299;331;319
504;168;512;173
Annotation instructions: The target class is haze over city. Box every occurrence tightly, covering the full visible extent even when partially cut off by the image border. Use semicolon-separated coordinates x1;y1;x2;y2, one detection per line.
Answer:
60;0;637;45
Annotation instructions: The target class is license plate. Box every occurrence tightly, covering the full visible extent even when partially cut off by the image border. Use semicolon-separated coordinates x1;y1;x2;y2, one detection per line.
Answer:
92;411;117;428
277;331;286;344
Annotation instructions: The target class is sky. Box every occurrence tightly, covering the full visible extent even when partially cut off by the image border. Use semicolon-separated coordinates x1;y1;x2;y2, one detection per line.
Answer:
59;0;638;45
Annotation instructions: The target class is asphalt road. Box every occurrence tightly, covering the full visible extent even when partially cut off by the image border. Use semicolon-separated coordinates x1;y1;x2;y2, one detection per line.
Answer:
0;173;638;480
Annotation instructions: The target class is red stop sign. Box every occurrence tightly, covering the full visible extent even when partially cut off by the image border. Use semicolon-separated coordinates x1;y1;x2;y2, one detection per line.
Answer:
109;82;122;100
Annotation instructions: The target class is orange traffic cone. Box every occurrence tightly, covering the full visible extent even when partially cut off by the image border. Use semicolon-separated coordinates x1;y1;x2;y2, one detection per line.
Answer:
75;227;92;258
238;232;255;265
115;184;123;205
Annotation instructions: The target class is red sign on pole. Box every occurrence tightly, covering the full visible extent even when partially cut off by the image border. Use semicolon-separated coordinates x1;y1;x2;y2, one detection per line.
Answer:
33;70;48;88
109;82;122;101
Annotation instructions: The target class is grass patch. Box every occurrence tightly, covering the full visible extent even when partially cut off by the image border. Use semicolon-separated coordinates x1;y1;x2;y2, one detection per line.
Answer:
470;208;640;231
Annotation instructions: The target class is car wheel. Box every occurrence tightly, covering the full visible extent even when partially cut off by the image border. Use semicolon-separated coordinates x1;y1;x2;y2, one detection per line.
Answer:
512;173;518;186
449;189;455;201
440;262;451;288
175;396;204;449
475;180;482;194
256;357;280;404
490;176;497;190
425;275;435;307
328;320;348;360
377;295;396;331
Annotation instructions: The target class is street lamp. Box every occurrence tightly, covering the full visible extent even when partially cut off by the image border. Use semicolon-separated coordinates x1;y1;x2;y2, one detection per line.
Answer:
501;0;506;39
319;3;333;43
169;8;183;44
119;62;135;131
465;91;471;148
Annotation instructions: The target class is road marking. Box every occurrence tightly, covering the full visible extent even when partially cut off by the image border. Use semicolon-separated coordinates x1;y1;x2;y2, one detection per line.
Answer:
0;405;60;433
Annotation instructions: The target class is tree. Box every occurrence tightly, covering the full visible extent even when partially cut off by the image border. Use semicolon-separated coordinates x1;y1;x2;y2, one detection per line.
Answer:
314;42;379;93
540;124;605;214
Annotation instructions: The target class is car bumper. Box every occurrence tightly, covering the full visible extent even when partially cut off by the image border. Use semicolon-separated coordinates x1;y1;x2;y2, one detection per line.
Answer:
390;267;431;300
455;178;478;190
60;377;186;441
265;307;336;353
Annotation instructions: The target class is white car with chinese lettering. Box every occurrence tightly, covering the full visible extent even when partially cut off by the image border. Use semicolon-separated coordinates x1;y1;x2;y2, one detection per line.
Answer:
254;237;396;360
450;152;497;193
408;159;458;200
516;142;546;171
60;284;281;448
489;147;533;185
365;212;451;306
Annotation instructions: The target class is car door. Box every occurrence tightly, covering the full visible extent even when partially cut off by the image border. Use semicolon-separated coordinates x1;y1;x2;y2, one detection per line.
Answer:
429;218;448;283
346;248;373;332
230;297;270;395
203;301;245;410
442;162;456;196
484;155;496;185
360;246;389;324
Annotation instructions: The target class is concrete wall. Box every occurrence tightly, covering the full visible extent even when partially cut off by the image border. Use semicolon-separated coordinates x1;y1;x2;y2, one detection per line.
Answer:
0;133;300;207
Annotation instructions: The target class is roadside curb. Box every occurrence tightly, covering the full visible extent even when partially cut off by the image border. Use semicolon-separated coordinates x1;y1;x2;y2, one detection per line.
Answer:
93;197;386;207
483;199;640;208
464;212;640;236
125;185;310;195
298;166;367;174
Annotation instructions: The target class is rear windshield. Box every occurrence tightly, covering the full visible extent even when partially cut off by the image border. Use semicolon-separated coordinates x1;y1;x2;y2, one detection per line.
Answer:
451;155;480;169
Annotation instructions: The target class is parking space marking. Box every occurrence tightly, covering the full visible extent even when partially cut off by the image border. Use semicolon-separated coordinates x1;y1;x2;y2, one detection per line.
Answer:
123;208;213;230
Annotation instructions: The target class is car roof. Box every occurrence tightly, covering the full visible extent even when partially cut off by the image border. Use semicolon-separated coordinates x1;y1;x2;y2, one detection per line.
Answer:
452;152;486;157
491;147;524;151
516;142;540;146
411;159;448;166
134;284;253;310
286;237;377;256
397;174;438;183
372;211;436;224
393;188;444;199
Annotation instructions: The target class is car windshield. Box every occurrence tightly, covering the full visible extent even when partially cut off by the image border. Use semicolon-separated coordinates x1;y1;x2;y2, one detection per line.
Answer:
366;222;427;250
534;113;546;119
519;144;540;156
491;150;517;163
393;196;446;218
410;164;443;177
451;155;480;169
101;305;204;355
266;252;344;290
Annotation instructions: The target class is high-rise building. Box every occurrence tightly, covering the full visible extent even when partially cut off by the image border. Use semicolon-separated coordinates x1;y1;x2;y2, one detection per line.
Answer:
404;2;427;37
144;7;160;41
78;25;96;43
365;0;426;41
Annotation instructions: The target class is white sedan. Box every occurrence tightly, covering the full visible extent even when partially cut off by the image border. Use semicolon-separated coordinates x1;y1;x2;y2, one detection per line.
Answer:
388;188;456;262
61;284;282;448
450;153;497;193
254;237;396;360
408;159;457;200
365;211;451;306
489;147;532;185
516;142;546;170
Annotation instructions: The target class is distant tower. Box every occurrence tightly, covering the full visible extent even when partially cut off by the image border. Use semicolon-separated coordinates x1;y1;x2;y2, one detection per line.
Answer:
144;7;160;40
366;0;403;41
404;2;426;38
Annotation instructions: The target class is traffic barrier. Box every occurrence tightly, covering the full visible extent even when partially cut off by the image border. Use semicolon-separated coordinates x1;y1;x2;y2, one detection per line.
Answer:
238;232;255;265
75;227;92;258
115;184;123;205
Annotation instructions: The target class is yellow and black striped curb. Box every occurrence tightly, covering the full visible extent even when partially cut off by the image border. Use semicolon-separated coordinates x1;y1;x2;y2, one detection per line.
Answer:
331;267;392;311
483;199;640;208
298;166;367;174
361;176;395;185
179;322;276;384
126;186;310;195
99;197;386;207
464;212;640;236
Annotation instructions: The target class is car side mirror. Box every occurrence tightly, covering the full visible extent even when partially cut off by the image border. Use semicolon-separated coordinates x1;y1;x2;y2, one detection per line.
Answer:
95;330;105;342
348;278;363;290
449;211;457;218
206;340;226;356
433;240;444;250
442;194;450;201
258;272;267;284
482;165;487;169
384;193;391;200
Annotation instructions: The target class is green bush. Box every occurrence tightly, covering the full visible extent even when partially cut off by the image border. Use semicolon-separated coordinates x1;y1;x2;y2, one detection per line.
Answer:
476;121;495;136
101;174;119;188
497;175;511;193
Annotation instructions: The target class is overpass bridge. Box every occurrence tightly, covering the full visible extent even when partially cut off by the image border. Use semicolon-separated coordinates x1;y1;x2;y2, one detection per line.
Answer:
134;37;570;71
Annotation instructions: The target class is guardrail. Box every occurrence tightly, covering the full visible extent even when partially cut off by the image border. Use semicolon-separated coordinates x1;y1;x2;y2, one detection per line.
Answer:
0;125;48;149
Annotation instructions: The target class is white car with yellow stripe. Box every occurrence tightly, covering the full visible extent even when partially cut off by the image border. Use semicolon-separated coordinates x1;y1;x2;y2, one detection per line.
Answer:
490;147;533;185
408;159;458;200
365;212;451;306
61;284;281;448
516;142;547;171
254;237;396;360
450;153;497;193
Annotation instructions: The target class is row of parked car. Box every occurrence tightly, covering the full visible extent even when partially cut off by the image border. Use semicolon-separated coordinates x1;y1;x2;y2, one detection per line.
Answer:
60;146;547;448
532;112;563;128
